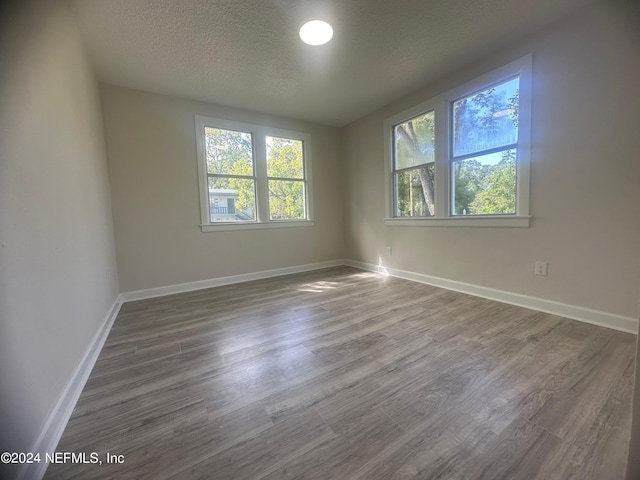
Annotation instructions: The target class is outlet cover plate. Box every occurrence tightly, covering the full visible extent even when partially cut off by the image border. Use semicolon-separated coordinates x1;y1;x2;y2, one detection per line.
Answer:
535;261;548;276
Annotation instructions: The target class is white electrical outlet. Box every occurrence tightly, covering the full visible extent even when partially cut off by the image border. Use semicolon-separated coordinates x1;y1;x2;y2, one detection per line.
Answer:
535;261;548;276
385;246;392;256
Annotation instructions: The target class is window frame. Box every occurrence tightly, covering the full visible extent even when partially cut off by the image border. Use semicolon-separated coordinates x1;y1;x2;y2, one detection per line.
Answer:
384;54;532;227
195;115;314;232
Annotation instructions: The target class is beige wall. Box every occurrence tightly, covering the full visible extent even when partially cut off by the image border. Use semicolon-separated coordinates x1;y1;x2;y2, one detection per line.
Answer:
0;0;119;473
101;85;344;293
342;0;640;320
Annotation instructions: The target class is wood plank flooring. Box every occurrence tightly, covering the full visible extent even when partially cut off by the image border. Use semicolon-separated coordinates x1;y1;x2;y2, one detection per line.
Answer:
46;266;636;480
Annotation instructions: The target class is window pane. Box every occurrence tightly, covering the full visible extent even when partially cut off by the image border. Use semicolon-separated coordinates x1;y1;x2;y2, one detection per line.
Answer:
268;180;305;220
451;149;516;215
208;177;255;222
395;165;435;217
205;127;254;175
394;111;435;170
452;77;519;157
266;136;304;179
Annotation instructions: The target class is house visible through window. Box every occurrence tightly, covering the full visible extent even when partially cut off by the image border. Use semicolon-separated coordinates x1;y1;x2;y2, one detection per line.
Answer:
205;126;256;223
384;54;532;227
195;116;313;231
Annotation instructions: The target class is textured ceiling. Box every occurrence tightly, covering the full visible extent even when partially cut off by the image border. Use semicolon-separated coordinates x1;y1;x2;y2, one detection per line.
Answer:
68;0;595;126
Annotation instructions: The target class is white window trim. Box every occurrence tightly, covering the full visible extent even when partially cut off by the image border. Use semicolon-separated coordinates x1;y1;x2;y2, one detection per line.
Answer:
383;54;532;227
195;115;314;232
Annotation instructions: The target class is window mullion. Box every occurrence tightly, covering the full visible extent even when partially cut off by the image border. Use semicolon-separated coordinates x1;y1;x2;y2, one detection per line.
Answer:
208;173;255;181
451;143;518;162
393;164;433;175
267;176;305;182
253;128;269;223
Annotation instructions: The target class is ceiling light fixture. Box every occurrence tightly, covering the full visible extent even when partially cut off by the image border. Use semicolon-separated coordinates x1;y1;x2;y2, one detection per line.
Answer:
299;20;333;46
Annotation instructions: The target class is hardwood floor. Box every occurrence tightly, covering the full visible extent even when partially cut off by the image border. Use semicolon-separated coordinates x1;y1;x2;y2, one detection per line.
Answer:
46;266;635;480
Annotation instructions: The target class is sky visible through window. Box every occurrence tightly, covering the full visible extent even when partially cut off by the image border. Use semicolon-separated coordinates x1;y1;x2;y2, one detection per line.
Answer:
453;76;519;159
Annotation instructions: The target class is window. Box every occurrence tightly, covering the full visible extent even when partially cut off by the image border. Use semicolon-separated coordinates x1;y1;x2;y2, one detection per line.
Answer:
195;116;313;231
266;136;306;220
384;54;532;227
394;111;435;218
204;126;256;223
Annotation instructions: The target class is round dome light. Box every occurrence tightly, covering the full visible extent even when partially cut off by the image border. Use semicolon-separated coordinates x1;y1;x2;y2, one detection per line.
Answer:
299;20;333;46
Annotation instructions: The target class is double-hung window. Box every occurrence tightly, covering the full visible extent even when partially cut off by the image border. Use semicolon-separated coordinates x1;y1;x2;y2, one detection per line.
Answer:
195;116;313;232
385;54;532;227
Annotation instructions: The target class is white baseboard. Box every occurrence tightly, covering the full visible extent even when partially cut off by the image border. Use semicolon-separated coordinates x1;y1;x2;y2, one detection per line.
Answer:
18;296;124;480
120;260;345;302
344;259;638;335
122;258;638;334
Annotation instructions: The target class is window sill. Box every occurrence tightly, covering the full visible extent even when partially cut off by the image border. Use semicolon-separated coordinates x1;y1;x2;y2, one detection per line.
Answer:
384;216;530;228
201;220;315;232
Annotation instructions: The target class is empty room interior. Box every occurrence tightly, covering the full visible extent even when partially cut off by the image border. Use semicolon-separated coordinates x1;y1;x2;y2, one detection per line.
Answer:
2;0;640;479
